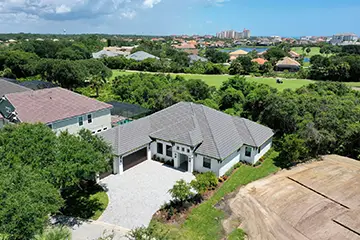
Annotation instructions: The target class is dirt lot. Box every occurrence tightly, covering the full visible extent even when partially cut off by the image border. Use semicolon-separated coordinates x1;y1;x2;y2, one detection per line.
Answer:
222;155;360;240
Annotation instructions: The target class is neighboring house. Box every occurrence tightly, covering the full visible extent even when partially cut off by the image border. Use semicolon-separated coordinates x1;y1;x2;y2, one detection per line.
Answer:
276;57;301;72
0;78;32;97
92;49;127;59
251;58;268;65
0;87;112;134
289;50;301;59
229;49;248;61
173;43;198;55
127;51;159;61
188;54;208;64
100;102;273;177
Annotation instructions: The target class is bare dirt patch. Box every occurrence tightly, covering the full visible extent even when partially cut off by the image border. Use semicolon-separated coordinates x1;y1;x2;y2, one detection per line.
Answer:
222;155;360;240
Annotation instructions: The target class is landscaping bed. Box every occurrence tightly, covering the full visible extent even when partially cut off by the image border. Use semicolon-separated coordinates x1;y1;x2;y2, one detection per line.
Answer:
150;150;280;240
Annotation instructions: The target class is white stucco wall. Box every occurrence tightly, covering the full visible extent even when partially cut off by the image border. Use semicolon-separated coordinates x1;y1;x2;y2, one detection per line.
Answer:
50;108;111;134
253;138;273;163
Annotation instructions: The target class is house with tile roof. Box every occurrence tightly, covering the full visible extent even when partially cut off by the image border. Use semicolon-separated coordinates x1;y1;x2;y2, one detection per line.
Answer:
127;51;159;61
100;102;273;176
0;87;112;134
229;49;248;61
173;43;199;55
251;58;268;65
276;57;301;72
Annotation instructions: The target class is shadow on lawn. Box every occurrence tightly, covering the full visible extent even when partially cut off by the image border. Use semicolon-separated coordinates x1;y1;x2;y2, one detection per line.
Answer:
60;182;106;220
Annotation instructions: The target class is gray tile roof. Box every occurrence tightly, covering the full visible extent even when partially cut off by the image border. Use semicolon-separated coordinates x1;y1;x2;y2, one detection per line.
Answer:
92;50;127;59
189;54;208;63
127;51;159;61
100;102;274;159
0;78;32;97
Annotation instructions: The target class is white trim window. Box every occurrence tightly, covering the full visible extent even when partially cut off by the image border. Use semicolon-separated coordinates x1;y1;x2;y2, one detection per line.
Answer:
157;142;163;155
203;157;211;169
166;145;172;157
245;146;252;157
78;116;83;126
87;114;92;124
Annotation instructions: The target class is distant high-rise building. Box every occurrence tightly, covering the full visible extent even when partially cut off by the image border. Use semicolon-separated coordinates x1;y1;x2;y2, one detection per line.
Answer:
216;29;251;39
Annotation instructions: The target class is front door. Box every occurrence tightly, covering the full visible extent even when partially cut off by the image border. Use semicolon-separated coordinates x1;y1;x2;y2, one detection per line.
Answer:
179;154;188;171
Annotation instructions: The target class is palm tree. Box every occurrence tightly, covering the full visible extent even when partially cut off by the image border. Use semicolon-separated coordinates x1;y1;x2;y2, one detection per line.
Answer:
88;73;106;97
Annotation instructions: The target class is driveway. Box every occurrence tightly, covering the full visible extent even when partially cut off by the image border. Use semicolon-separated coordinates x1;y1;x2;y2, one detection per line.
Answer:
99;160;194;229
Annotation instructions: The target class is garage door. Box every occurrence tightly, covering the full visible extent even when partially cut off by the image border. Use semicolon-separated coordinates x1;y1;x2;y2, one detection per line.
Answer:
123;147;147;171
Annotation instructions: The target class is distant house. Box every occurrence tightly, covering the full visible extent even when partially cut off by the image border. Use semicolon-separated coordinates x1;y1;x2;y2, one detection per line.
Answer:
100;102;274;176
173;43;198;55
229;49;248;61
127;51;159;61
330;33;358;45
0;87;112;134
289;50;300;59
188;54;208;64
92;49;127;59
276;57;301;72
251;58;268;65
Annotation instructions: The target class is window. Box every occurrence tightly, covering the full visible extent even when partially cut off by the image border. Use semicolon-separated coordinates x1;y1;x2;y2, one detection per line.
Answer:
258;146;261;154
203;157;211;169
97;129;101;133
177;146;180;150
245;147;252;157
88;114;92;123
182;147;185;152
78;116;83;126
166;145;172;157
187;149;190;153
157;142;163;154
47;124;52;129
103;127;108;131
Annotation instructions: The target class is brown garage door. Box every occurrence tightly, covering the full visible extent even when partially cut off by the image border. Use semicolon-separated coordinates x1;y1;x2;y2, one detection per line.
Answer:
123;147;147;171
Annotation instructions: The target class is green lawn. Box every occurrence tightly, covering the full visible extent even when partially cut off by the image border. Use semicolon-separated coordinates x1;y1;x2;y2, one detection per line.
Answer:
111;70;315;90
151;151;280;240
291;47;322;57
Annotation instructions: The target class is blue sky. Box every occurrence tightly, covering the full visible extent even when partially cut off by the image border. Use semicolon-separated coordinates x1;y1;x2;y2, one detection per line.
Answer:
0;0;359;36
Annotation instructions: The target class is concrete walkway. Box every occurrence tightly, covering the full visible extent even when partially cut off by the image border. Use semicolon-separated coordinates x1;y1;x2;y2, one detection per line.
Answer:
99;160;194;229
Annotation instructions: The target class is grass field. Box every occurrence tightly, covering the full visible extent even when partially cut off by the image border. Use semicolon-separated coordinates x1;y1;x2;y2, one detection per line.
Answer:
291;47;322;57
151;151;280;240
112;70;315;91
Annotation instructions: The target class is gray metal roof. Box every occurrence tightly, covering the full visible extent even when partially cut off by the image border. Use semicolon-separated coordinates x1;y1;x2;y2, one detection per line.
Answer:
127;51;159;61
0;78;32;97
100;102;274;159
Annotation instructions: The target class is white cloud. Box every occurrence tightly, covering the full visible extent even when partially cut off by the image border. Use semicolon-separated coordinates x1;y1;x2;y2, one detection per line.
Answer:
56;4;71;14
0;0;161;21
143;0;161;8
207;0;229;7
121;9;136;19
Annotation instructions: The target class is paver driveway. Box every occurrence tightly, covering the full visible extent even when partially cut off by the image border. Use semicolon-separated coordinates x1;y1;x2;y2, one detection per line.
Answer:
99;160;194;229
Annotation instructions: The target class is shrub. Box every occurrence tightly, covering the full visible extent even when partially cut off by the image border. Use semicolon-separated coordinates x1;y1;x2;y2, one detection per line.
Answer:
190;172;218;194
168;179;193;203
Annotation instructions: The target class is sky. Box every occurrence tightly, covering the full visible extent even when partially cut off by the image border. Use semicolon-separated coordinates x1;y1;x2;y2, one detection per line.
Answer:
0;0;359;36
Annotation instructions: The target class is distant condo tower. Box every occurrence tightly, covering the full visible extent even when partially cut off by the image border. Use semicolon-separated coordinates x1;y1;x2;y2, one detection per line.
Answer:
216;28;251;39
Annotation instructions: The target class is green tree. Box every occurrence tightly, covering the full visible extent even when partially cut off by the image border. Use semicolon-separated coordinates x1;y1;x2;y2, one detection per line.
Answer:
89;74;106;97
277;134;308;168
168;179;193;204
205;49;229;63
185;79;211;100
306;47;311;55
0;165;62;240
34;227;71;240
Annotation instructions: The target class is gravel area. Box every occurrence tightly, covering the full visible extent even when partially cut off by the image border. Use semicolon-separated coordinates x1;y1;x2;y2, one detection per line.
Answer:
99;160;194;229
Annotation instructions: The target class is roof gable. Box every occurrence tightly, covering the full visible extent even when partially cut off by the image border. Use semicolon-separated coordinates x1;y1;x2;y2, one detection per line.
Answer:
5;87;112;124
101;102;274;159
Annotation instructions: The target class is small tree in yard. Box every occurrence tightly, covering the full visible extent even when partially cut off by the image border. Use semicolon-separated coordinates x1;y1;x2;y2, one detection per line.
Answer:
278;134;309;168
190;172;218;194
168;179;192;204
